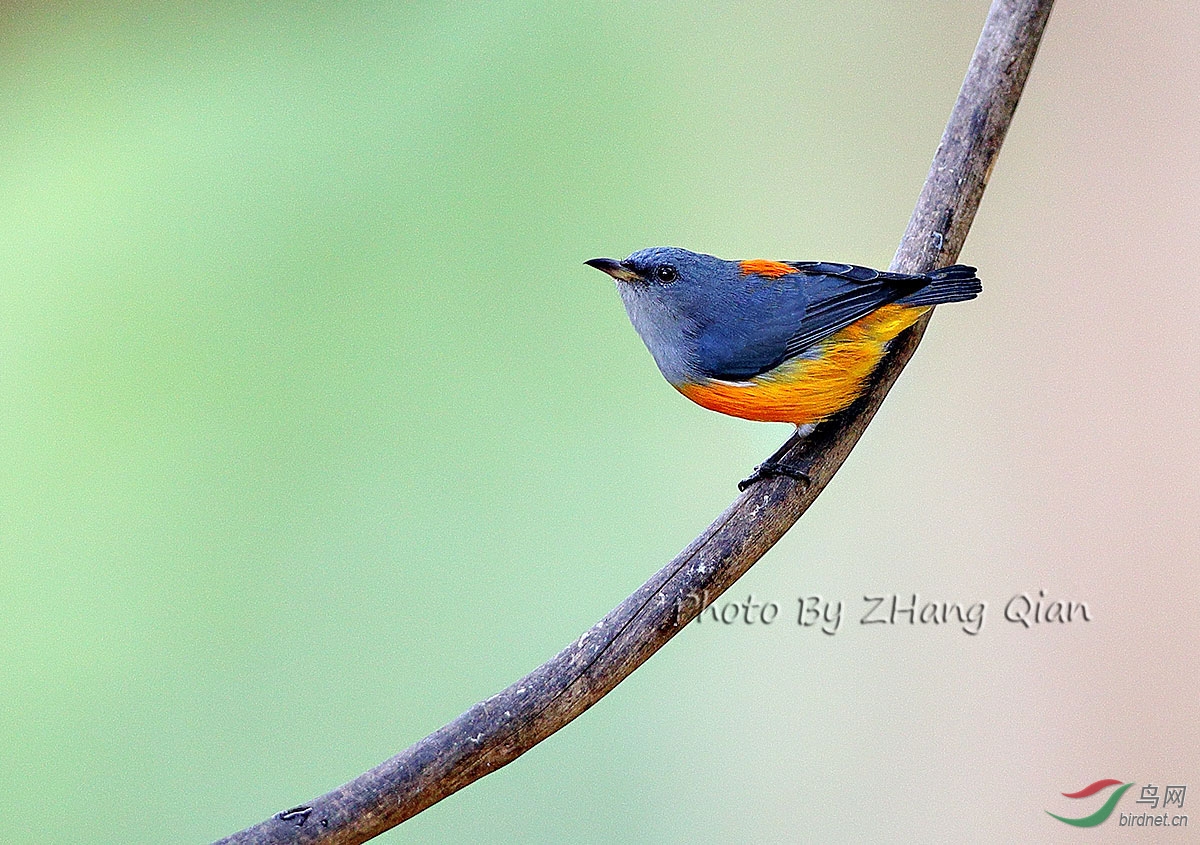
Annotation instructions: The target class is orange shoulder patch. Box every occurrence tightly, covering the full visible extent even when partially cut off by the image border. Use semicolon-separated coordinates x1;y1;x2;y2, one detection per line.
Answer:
739;259;796;279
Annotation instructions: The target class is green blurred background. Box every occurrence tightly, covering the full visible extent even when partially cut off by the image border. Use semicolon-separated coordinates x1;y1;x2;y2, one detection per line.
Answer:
2;2;1197;842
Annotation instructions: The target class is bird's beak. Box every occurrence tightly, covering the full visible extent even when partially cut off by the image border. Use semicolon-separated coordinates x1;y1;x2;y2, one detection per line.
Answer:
585;257;642;283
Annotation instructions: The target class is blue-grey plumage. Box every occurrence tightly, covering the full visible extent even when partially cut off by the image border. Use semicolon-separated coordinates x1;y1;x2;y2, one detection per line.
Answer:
588;247;981;388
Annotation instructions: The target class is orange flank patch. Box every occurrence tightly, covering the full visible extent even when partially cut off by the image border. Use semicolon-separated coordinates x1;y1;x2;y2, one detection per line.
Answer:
739;259;797;279
677;303;928;425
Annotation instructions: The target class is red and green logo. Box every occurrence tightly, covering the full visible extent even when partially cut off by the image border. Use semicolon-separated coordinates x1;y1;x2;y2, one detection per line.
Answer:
1047;779;1133;827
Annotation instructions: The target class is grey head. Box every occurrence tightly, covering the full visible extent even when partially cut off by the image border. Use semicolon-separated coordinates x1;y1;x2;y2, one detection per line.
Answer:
586;246;807;386
585;247;741;384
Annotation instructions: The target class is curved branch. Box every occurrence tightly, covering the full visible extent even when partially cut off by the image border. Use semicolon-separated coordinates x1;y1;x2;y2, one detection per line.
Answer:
214;1;1054;842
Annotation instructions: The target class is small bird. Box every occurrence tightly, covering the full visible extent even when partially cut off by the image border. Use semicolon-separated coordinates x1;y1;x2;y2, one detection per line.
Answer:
586;247;980;488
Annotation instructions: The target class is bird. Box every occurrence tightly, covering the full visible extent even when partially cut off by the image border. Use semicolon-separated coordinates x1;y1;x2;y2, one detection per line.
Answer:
586;247;981;489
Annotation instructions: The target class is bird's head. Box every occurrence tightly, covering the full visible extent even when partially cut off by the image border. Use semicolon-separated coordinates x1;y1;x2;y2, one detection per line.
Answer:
585;246;737;319
586;246;741;382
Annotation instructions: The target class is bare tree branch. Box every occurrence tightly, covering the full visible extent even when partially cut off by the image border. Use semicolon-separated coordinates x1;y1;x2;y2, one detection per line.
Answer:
213;1;1054;842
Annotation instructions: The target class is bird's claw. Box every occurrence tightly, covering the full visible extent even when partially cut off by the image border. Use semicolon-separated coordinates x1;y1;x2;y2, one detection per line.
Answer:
738;459;810;491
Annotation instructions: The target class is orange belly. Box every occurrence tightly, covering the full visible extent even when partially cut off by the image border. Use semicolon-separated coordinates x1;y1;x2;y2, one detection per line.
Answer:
676;304;927;425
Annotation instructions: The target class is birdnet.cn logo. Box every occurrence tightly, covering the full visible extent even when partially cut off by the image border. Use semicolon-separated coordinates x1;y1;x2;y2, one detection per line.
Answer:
1046;779;1188;829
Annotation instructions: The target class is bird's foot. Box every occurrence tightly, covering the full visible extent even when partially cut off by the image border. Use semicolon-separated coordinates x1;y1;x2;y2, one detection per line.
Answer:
738;458;810;491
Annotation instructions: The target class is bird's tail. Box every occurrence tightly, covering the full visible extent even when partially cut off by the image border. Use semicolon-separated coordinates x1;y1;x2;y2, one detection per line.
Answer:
899;264;982;306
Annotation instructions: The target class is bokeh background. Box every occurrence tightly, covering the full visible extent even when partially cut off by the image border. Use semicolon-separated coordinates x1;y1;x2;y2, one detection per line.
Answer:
2;2;1197;842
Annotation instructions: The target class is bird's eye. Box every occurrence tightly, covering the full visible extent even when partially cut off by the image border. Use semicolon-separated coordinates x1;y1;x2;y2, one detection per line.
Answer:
655;264;677;283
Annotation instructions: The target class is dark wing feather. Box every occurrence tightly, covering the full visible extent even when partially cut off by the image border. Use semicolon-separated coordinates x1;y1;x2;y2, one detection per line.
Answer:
695;262;953;382
780;263;928;357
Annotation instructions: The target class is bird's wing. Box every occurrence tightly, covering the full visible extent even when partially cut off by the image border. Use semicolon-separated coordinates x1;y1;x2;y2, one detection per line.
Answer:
696;262;929;382
779;262;928;357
